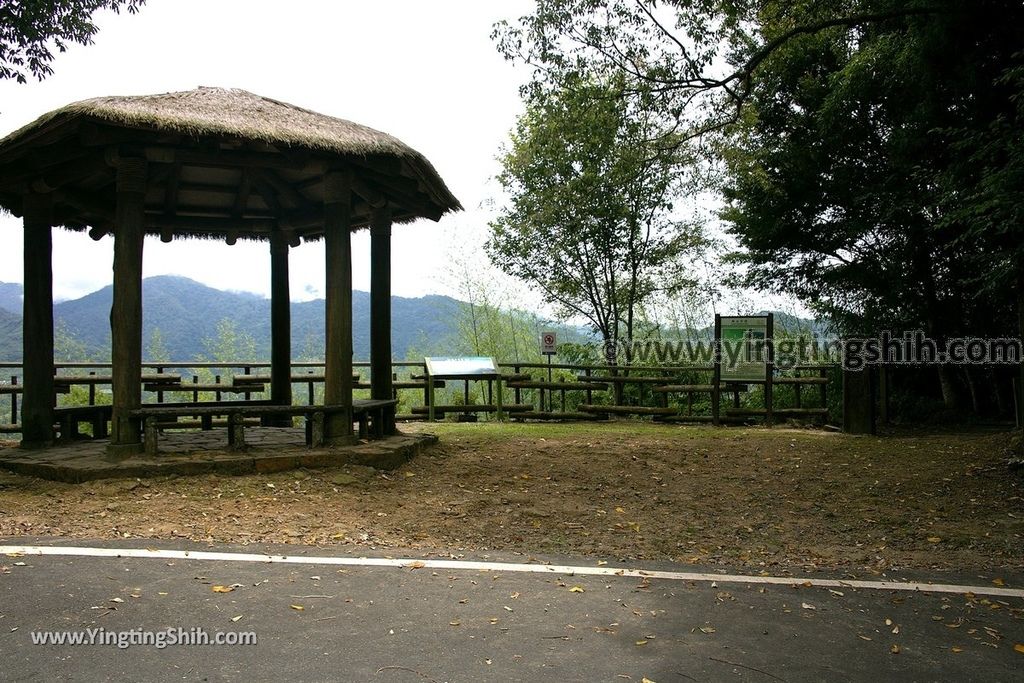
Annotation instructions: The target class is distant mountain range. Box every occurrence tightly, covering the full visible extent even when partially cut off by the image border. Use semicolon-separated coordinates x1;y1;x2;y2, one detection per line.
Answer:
0;276;826;364
0;276;461;362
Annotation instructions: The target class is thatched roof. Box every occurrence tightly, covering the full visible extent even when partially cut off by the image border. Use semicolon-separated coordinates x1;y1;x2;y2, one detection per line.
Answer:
0;87;461;240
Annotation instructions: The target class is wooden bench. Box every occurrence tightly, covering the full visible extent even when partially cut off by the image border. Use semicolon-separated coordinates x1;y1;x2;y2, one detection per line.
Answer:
409;403;532;415
54;404;113;439
507;381;609;391
129;399;398;455
578;404;678;416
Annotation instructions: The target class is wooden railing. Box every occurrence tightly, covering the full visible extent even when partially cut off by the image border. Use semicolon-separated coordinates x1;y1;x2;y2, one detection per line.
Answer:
0;360;835;433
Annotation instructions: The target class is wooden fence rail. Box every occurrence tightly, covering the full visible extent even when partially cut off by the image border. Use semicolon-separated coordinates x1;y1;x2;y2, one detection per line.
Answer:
0;360;834;433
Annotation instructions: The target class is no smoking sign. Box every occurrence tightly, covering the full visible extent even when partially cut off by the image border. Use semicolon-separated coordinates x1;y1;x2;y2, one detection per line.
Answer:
540;331;557;355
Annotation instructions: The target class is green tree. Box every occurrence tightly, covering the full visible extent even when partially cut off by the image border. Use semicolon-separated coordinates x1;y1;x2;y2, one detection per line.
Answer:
718;0;1023;408
200;318;257;365
1;0;146;83
144;327;171;363
53;320;91;362
493;1;944;145
488;73;706;363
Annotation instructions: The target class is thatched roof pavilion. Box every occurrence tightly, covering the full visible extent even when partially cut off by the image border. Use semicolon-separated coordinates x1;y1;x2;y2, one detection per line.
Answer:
0;87;461;454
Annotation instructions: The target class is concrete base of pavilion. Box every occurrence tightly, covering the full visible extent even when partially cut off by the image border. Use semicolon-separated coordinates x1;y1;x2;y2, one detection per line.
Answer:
0;428;436;483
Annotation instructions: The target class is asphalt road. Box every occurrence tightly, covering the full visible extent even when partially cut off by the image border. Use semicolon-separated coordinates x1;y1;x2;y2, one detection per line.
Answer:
0;538;1021;682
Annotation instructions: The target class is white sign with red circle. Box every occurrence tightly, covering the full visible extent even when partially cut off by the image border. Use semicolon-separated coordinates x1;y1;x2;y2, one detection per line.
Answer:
540;331;557;355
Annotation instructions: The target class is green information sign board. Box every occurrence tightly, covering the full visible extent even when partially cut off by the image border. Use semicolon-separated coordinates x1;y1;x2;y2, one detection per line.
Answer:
719;316;770;382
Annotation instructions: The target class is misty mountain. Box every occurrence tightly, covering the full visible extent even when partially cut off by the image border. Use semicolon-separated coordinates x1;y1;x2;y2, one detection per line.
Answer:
0;282;22;315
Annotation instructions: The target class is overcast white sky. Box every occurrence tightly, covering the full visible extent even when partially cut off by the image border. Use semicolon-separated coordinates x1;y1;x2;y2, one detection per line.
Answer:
0;0;536;303
0;0;805;323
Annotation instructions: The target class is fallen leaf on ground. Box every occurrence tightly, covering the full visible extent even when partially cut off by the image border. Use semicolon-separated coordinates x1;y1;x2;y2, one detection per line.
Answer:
212;586;234;593
290;605;304;611
406;561;426;570
569;586;585;593
1014;643;1024;654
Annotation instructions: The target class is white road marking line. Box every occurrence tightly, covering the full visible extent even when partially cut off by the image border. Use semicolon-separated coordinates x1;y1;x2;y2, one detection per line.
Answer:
2;544;1022;599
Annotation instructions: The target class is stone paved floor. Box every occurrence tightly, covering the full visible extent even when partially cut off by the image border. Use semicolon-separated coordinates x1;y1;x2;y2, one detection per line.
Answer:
0;427;436;482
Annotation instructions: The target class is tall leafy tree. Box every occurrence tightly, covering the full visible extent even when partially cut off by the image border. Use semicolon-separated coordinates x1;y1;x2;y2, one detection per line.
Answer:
488;73;706;361
1;0;145;83
493;1;944;145
719;0;1024;407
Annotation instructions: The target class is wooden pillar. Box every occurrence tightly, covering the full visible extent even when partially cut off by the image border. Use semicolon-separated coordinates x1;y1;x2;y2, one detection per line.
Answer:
842;366;876;435
323;169;354;444
20;193;54;448
370;204;395;434
712;314;721;426
267;226;293;426
108;157;147;457
765;312;774;426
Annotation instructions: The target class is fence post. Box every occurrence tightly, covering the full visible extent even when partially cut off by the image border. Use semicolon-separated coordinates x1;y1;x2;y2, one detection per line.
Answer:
712;315;721;427
842;366;876;434
765;313;774;426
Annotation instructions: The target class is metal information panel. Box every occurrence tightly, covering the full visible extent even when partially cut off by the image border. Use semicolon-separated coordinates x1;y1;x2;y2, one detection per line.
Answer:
424;356;500;379
423;357;503;421
719;316;770;382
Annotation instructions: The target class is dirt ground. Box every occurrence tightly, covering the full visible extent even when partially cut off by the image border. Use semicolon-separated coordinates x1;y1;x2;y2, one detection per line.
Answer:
1;422;1022;574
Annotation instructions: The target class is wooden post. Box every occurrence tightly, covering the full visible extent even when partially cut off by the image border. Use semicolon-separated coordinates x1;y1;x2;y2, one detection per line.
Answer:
108;156;147;457
877;363;889;425
712;314;721;426
370;204;395;434
323;169;354;444
20;192;54;448
765;313;774;426
842;366;876;434
267;226;293;426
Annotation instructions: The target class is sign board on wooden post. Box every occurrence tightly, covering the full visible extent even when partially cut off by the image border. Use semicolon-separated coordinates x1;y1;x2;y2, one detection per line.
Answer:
719;316;770;382
540;331;557;356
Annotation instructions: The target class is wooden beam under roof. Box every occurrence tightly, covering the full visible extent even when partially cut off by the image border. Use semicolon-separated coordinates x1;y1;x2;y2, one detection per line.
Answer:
142;145;317;172
233;169;252;218
253;168;310;210
163;161;181;215
145;213;276;234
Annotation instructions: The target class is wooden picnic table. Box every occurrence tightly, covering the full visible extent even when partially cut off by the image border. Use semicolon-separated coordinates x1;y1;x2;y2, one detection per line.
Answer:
130;399;398;454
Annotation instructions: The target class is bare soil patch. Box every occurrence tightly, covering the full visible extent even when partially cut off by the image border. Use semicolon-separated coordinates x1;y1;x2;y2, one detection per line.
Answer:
1;422;1021;573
